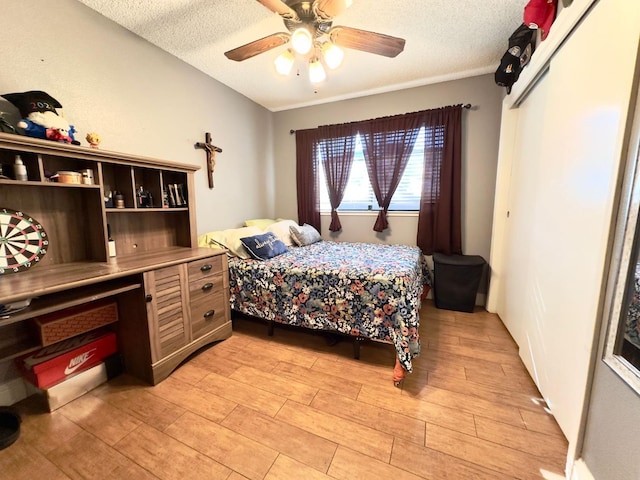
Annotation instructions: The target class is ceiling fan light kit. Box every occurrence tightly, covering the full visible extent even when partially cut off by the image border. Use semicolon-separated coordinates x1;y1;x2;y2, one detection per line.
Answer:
321;41;344;69
226;0;405;86
308;56;327;83
274;48;296;75
291;27;313;54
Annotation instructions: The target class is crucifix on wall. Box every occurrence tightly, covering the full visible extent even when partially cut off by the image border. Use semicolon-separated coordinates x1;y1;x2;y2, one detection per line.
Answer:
194;132;222;189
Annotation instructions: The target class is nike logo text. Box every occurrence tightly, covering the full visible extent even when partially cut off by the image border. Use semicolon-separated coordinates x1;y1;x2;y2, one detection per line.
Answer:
64;348;97;375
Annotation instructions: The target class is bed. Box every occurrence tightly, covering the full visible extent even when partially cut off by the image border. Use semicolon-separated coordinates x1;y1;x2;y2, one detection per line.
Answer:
227;239;430;383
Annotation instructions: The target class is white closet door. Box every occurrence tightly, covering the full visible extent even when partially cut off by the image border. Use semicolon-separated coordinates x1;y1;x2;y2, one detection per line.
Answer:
494;0;639;452
501;70;550;377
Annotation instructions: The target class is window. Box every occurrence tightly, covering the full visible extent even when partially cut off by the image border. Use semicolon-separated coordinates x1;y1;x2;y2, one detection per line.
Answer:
296;104;461;249
319;128;426;212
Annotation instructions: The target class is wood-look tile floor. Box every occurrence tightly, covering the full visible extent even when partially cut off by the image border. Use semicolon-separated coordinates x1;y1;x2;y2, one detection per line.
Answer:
1;301;568;479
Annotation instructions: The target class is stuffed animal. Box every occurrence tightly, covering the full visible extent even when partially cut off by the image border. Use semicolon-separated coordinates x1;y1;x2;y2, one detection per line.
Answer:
18;111;79;144
0;90;80;145
85;132;101;148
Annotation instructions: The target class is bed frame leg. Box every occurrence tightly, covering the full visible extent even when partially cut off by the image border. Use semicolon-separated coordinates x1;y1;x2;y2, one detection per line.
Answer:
267;320;274;337
353;337;364;360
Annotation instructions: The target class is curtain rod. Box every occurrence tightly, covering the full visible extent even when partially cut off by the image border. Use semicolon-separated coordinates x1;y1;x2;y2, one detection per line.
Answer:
289;104;473;134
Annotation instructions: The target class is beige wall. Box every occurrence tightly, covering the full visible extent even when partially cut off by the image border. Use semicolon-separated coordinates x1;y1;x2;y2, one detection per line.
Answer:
0;0;275;236
272;74;504;264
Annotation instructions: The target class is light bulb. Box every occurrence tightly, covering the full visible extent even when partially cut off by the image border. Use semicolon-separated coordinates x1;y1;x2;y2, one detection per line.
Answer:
321;42;344;70
291;28;313;55
309;57;326;83
274;49;295;75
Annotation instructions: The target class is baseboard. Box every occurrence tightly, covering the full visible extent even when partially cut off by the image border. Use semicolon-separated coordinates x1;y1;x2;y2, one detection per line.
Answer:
0;377;28;405
571;459;595;480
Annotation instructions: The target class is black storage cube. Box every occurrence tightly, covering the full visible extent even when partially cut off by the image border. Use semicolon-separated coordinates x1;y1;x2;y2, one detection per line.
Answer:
433;253;486;312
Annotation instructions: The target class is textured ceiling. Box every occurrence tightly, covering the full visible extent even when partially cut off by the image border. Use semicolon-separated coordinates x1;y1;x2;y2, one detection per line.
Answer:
77;0;526;111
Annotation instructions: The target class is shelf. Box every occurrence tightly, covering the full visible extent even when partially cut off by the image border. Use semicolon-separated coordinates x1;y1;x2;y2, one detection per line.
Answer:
105;207;189;213
0;132;200;172
0;278;142;329
0;179;101;189
0;339;40;362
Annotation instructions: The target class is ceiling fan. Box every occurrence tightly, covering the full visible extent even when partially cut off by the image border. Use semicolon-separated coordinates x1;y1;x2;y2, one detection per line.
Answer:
224;0;406;82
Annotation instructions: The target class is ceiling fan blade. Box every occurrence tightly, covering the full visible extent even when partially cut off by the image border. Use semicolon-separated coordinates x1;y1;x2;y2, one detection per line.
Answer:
329;26;405;58
313;0;352;20
224;33;291;61
256;0;300;21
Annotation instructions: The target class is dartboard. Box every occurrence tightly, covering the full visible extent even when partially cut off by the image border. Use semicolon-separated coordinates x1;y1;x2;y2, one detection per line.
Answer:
0;208;48;274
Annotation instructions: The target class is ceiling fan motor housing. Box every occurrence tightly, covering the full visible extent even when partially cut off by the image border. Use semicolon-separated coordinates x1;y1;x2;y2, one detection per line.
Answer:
284;1;333;38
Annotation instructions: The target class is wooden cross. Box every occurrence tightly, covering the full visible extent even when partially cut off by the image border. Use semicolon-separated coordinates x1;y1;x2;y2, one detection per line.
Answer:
194;132;222;189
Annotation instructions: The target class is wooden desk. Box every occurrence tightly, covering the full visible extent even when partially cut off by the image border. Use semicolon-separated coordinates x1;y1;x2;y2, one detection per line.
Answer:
1;247;231;385
0;134;231;386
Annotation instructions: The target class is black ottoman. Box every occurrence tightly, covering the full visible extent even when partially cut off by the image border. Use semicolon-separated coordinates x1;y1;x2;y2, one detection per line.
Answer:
433;253;486;312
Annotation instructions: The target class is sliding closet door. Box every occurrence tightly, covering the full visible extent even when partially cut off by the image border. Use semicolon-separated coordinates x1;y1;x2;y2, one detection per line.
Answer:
492;0;639;456
500;72;550;361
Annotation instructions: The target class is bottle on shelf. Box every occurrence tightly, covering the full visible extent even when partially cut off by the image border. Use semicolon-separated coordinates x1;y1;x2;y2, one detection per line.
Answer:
13;155;28;181
114;192;125;209
107;224;116;257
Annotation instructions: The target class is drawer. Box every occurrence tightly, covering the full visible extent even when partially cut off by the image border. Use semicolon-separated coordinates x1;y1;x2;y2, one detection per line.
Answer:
190;290;226;339
189;273;224;304
188;256;223;280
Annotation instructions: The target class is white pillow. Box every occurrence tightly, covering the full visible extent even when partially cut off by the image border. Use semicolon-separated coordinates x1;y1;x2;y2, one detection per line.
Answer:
219;226;262;258
265;219;299;247
290;224;322;246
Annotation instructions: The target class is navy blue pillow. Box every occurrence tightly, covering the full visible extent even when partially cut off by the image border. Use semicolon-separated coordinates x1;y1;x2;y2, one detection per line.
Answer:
240;232;288;260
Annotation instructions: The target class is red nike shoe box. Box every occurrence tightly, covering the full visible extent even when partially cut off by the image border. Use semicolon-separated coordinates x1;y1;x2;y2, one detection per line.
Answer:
16;330;117;389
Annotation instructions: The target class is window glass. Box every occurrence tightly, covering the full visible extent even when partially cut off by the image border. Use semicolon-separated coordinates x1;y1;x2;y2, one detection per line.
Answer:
319;128;425;212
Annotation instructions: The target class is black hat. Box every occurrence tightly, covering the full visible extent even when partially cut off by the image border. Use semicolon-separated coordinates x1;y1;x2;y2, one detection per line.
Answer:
495;24;536;94
0;90;63;118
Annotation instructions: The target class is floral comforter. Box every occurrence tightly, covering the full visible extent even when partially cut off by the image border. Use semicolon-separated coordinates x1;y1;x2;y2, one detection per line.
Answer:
228;241;431;373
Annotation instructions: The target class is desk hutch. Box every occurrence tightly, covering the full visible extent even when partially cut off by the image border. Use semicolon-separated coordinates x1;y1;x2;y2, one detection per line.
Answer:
0;132;231;387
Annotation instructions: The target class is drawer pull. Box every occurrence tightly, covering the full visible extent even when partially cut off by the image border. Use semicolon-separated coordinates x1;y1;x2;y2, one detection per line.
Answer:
202;282;214;291
200;264;213;272
203;310;215;319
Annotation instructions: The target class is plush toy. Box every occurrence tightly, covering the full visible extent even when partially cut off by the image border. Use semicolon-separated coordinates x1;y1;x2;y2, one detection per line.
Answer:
18;111;79;144
0;90;80;145
85;132;101;148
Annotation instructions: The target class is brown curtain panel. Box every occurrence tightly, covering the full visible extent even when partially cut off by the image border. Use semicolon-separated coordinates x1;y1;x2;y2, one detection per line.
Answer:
358;112;423;232
416;105;463;255
295;128;321;231
317;124;357;231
